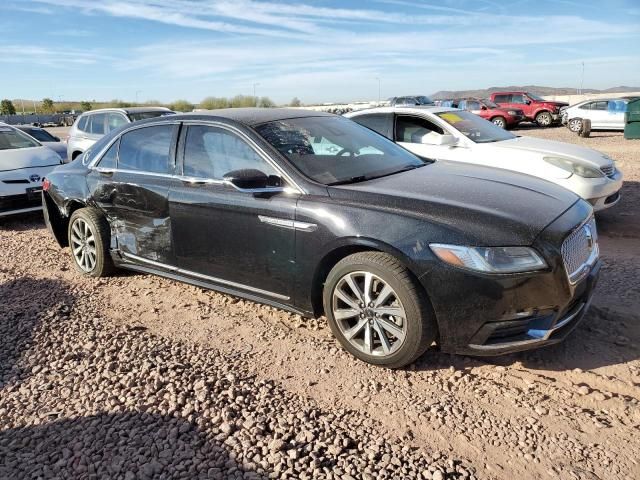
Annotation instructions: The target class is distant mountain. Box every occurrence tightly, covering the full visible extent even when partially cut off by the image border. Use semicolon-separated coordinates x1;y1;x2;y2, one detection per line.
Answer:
429;85;640;100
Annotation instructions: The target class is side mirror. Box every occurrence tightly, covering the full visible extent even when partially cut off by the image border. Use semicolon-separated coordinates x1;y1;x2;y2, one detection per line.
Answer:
481;105;487;110
421;134;457;146
525;100;532;105
223;169;284;193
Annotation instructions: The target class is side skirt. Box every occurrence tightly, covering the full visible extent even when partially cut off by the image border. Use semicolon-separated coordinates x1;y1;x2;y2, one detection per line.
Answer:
113;255;314;319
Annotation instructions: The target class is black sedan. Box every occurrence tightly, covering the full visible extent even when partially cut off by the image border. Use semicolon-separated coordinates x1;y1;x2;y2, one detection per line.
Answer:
42;109;600;368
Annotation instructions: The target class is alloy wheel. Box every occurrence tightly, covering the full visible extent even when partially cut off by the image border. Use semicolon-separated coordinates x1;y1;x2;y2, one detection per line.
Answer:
537;112;552;126
492;118;506;128
568;118;582;132
331;271;407;357
70;218;97;272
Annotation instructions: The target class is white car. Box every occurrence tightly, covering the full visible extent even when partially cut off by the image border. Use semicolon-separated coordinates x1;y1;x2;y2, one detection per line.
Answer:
15;125;68;162
0;123;62;217
346;107;622;211
561;98;629;132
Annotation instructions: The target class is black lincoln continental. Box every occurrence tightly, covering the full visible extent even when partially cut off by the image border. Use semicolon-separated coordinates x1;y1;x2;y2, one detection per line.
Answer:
42;108;600;368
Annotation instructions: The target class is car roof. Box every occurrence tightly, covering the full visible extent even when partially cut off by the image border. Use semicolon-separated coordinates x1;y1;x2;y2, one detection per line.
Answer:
170;108;335;127
346;105;458;116
82;106;173;115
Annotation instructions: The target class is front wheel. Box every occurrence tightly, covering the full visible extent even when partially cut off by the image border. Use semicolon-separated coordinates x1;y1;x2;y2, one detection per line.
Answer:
491;116;507;129
535;111;553;127
323;252;437;368
68;208;114;277
568;118;583;133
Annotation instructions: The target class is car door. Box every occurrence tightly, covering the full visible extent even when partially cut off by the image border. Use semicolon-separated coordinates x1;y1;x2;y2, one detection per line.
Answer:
87;122;180;265
169;123;299;300
587;101;609;128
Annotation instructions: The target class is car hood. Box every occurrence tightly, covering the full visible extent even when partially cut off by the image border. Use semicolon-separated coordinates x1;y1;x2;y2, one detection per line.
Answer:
329;160;579;245
0;146;62;172
494;136;613;168
540;101;569;107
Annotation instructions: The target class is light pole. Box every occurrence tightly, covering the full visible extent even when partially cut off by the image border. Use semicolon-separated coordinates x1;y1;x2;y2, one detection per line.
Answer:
375;77;381;104
579;62;585;95
136;90;142;104
253;83;260;98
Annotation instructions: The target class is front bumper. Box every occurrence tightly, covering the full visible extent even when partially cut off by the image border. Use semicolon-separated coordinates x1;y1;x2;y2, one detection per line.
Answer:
559;169;623;212
460;261;599;355
420;200;598;356
0;191;43;217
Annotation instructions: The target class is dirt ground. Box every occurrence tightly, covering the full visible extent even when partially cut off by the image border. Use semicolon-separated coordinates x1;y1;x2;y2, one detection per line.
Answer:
1;125;639;480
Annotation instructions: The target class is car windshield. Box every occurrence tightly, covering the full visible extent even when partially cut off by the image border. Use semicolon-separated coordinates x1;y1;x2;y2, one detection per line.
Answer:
255;116;426;185
482;99;499;108
416;96;434;105
0;126;41;150
435;110;516;143
526;92;545;101
23;128;57;142
127;110;175;121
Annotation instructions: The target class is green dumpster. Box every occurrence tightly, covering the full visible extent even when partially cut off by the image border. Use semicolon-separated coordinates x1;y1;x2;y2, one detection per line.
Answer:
624;97;640;139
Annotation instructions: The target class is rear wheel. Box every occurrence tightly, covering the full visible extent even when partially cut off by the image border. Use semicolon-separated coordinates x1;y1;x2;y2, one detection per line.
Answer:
323;252;437;368
68;208;114;277
568;118;583;133
535;111;553;127
491;116;507;129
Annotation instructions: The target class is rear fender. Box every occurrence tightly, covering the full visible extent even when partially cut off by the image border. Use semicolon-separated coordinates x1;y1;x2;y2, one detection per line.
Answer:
42;192;69;247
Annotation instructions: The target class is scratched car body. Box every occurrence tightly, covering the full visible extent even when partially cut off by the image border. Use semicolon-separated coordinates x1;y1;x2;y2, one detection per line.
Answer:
42;109;600;368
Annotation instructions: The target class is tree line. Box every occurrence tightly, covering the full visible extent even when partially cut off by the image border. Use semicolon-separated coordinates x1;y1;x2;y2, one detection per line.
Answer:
1;95;304;115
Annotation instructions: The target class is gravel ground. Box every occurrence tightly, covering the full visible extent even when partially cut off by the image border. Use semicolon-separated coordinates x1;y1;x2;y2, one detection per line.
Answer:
1;126;639;480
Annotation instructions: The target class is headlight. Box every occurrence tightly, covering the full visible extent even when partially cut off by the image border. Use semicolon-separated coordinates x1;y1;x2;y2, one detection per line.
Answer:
430;244;547;273
543;156;604;178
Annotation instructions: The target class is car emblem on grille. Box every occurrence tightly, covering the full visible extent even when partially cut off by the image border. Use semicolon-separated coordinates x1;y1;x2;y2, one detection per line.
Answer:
584;224;593;250
29;174;41;182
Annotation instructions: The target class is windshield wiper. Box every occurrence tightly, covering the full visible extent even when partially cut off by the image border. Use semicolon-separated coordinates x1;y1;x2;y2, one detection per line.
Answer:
328;175;369;186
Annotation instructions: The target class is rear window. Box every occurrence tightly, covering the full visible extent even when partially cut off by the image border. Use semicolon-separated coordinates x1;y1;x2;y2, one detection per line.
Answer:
127;110;175;122
23;128;57;142
0;126;41;150
352;113;390;137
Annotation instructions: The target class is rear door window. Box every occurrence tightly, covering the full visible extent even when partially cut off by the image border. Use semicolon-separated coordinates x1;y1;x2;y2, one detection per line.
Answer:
592;101;608;111
118;125;176;174
88;114;106;135
493;94;510;103
511;94;526;104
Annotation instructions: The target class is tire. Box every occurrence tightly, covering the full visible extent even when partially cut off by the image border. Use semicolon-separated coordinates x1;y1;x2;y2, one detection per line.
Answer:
568;118;583;133
535;111;553;127
578;118;591;138
323;252;437;368
68;207;114;277
491;116;507;129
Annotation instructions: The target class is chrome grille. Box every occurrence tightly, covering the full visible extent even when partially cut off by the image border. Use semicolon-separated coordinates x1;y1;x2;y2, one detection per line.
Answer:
561;217;598;284
601;164;615;178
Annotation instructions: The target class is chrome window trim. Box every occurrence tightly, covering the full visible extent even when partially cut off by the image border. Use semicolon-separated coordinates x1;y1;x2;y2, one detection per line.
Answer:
120;252;290;301
88;119;304;195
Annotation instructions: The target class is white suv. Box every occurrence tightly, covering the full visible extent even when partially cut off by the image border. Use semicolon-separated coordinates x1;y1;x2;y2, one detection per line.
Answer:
67;107;174;161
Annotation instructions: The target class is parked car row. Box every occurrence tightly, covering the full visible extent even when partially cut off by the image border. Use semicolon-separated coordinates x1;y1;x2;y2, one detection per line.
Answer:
37;107;611;368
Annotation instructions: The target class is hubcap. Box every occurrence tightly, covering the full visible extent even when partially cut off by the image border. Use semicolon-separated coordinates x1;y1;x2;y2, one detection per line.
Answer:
331;271;407;357
493;118;505;128
70;218;97;272
569;119;582;132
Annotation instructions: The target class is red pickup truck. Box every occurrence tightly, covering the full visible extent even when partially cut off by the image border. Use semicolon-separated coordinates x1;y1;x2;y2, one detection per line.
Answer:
455;98;524;129
489;91;568;127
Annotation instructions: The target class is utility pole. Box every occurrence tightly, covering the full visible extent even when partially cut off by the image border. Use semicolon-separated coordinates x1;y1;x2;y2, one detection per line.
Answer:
21;99;25;115
253;83;260;98
580;62;585;95
136;90;142;104
375;77;381;104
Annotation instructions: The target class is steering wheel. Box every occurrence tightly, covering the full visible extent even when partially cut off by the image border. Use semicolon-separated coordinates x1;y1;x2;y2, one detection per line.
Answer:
335;148;354;156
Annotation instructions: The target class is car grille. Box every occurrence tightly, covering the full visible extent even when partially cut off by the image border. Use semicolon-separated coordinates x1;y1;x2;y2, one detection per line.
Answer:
600;164;615;178
561;217;598;284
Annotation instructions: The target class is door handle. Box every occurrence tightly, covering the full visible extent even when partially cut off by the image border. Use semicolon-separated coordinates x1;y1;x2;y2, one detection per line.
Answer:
96;168;114;176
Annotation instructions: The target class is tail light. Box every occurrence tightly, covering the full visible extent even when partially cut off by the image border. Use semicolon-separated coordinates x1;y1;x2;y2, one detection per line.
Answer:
42;178;51;191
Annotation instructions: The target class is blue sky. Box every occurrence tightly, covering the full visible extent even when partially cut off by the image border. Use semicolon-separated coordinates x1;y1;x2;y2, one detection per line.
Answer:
1;0;639;104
